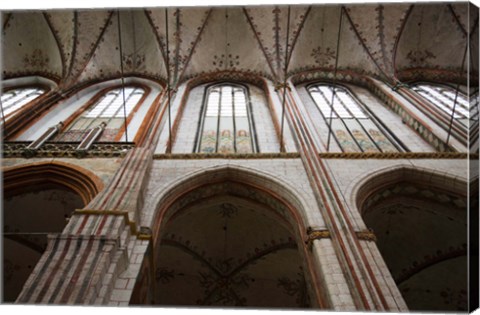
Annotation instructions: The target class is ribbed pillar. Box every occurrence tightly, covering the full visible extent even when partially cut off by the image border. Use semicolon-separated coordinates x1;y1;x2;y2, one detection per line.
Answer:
16;212;131;305
280;80;408;311
16;146;155;305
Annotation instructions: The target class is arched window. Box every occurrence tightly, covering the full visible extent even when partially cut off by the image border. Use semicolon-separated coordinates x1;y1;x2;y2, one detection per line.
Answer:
308;84;401;153
56;86;145;142
412;83;469;127
195;84;257;154
0;87;45;117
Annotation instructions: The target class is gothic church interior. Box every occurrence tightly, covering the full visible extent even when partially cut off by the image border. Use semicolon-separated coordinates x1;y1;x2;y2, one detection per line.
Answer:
1;1;479;312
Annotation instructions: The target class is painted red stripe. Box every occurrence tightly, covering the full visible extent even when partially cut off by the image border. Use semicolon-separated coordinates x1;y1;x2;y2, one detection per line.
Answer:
287;87;390;309
34;238;73;303
59;238;95;303
76;214;90;235
284;89;372;310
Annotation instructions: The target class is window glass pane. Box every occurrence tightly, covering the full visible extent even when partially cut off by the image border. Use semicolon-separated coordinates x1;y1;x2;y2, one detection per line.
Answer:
106;118;124;129
69;117;93;131
85;87;144;119
234;90;247;117
85;94;116;118
199;117;218;153
362;119;397;152
413;84;468;119
1;87;45;116
336;91;366;118
206;90;220;117
310;90;335;118
218;113;234;153
471;92;479;122
344;119;379;153
235;117;252;153
220;86;233;117
309;84;399;153
197;84;256;153
63;86;144;141
332;119;361;152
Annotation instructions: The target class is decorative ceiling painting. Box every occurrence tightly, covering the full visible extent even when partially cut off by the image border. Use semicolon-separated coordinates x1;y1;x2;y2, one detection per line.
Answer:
2;1;475;89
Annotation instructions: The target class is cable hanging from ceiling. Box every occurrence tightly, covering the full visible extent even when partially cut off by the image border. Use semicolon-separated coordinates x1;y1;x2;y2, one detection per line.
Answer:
446;39;469;147
326;6;344;152
165;7;173;153
117;9;129;143
279;6;291;153
315;6;363;232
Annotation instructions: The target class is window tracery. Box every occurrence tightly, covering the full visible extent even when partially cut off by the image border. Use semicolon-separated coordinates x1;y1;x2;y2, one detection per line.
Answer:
196;84;257;154
56;86;145;142
0;87;45;117
308;84;400;153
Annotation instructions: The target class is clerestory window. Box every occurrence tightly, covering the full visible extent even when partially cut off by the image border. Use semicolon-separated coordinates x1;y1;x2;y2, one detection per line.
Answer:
0;87;45;117
308;84;401;153
412;84;469;128
195;84;257;154
55;86;145;142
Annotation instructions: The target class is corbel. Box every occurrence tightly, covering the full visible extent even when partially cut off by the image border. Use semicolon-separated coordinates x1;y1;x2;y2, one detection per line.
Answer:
274;82;292;92
305;227;331;250
355;229;377;242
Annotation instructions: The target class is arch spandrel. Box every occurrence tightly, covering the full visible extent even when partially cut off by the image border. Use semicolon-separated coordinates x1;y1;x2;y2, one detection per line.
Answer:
145;164;327;235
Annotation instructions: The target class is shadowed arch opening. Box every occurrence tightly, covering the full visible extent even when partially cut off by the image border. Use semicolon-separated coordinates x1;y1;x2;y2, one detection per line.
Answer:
131;165;328;309
356;166;467;312
2;162;102;302
3;161;103;205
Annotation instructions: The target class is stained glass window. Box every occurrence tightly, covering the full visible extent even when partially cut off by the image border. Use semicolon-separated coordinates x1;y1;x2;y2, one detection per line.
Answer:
308;84;400;153
412;84;469;128
56;86;144;142
196;84;256;154
0;87;45;117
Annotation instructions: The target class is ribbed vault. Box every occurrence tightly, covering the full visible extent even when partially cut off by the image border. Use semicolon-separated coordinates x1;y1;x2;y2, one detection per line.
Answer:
1;3;474;89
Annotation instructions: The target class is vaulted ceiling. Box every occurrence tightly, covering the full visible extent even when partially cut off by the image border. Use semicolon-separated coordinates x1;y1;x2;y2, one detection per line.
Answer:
1;2;477;91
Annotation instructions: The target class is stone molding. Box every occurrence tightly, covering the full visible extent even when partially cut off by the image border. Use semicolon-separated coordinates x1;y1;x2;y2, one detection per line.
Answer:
3;141;135;158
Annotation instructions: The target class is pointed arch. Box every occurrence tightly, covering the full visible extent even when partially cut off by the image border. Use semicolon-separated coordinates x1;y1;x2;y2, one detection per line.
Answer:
146;164;328;308
354;164;468;311
3;161;103;205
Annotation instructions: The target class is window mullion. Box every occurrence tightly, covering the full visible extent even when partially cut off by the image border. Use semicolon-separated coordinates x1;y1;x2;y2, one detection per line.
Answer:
338;92;382;152
336;92;356;118
312;86;343;152
4;89;32;111
330;88;364;152
441;90;467;111
96;92;118;118
232;88;237;153
355;95;407;152
424;88;463;118
343;119;364;152
357;119;383;152
215;88;222;153
1;92;17;105
246;89;257;153
82;92;117;131
196;87;211;152
112;88;133;121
